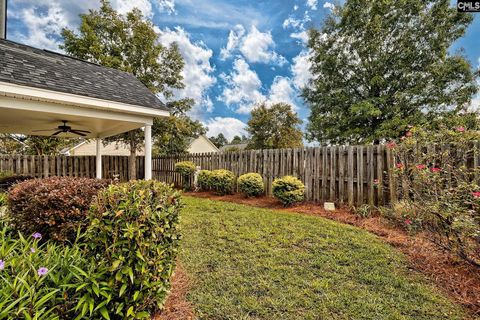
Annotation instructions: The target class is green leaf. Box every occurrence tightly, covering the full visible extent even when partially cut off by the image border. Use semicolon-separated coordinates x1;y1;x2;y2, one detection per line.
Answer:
119;284;127;297
99;307;110;320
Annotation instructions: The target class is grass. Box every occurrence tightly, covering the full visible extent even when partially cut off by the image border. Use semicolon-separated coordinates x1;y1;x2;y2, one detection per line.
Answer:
178;196;467;320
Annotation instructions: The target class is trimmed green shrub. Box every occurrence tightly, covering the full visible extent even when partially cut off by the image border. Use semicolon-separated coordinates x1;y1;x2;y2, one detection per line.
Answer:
197;170;213;191
0;192;6;207
0;175;33;192
175;161;196;190
238;173;264;197
7;177;110;242
210;169;235;195
0;170;13;179
85;180;182;318
272;176;305;206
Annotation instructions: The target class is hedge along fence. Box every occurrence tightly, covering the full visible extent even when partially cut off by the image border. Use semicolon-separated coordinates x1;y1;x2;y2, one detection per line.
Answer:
0;155;145;181
152;144;480;207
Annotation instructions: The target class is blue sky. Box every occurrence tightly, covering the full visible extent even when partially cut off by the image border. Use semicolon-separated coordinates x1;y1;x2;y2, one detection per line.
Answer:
5;0;480;141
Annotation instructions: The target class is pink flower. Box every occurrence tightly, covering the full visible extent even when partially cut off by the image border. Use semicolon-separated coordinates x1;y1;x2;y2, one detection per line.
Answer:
37;267;48;276
386;141;397;149
415;164;426;170
373;179;379;185
30;248;35;253
32;232;42;240
472;192;480;198
430;167;441;173
406;131;413;137
404;219;412;225
456;126;465;132
396;163;404;169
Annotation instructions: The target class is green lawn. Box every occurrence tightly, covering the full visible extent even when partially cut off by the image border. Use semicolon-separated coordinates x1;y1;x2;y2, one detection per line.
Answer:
178;197;467;320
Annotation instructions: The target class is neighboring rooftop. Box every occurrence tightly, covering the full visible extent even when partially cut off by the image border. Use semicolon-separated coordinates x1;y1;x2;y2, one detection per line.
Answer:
0;39;166;111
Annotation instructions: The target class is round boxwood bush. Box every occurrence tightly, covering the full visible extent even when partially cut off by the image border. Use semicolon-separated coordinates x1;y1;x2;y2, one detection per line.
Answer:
175;161;196;190
7;177;110;242
272;176;305;206
210;169;235;195
238;173;264;197
86;180;182;317
197;170;213;191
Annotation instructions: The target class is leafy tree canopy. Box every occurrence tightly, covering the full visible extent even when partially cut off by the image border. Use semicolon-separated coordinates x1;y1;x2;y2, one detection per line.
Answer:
246;103;303;150
304;0;479;145
210;133;228;148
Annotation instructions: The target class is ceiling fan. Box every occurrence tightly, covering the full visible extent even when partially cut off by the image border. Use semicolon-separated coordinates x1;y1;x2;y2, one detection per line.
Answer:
32;120;91;137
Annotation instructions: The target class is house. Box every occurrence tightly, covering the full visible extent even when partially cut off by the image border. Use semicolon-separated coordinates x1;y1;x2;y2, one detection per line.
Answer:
61;135;218;156
0;35;168;179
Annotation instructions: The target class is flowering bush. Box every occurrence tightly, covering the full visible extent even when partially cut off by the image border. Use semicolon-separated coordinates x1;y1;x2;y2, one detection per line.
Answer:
237;173;264;197
272;176;305;206
391;125;480;265
197;170;213;191
7;177;110;242
175;161;196;190
85;180;182;318
210;170;235;195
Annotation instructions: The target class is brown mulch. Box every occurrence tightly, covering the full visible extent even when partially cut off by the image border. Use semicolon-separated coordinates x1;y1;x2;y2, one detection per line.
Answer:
185;192;480;318
153;264;195;320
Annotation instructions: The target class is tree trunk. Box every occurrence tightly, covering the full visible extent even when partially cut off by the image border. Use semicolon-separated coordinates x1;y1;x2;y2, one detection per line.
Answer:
128;132;137;180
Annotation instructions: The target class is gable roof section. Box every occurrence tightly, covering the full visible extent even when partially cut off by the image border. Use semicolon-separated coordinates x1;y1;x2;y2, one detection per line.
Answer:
0;39;166;111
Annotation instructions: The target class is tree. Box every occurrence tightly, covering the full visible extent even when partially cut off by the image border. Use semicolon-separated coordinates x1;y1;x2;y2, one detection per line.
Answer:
152;99;206;156
304;0;479;145
246;103;303;150
61;0;186;179
230;136;242;145
210;133;228;148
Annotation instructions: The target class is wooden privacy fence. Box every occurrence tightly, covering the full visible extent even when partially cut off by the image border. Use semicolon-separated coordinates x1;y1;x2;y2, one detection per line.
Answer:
152;146;398;206
0;155;145;181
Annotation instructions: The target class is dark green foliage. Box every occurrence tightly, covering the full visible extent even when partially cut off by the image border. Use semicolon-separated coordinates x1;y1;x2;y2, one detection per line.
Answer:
304;0;479;144
7;177;110;242
0;175;33;192
247;103;303;150
85;181;182;318
210;133;228;148
210;170;235;195
197;170;213;191
272;176;305;206
237;173;264;197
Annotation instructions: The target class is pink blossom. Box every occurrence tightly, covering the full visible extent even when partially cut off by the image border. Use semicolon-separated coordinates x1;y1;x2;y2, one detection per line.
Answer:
406;131;413;137
396;163;404;169
404;219;412;225
373;179;379;185
386;141;397;149
416;164;426;170
32;232;42;240
430;167;441;173
37;267;48;276
456;126;465;132
472;192;480;198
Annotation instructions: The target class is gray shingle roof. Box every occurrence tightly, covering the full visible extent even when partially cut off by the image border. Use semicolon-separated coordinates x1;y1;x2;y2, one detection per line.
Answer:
0;39;167;111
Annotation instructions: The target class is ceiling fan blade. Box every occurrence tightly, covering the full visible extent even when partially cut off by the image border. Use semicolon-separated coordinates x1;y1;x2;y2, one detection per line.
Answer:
70;130;87;137
51;131;63;136
70;129;91;133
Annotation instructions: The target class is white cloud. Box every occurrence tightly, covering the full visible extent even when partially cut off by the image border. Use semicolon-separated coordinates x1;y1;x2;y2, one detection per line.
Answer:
220;25;286;66
155;0;176;14
290;31;309;44
205;117;247;141
294;5;299;11
323;2;335;10
291;50;313;89
219;58;266;114
307;0;318;10
111;0;153;17
470;95;480;111
267;76;298;110
158;27;216;113
283;17;303;29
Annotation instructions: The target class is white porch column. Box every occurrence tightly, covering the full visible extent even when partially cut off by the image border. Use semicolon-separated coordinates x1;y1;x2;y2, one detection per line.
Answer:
144;124;152;180
96;138;102;179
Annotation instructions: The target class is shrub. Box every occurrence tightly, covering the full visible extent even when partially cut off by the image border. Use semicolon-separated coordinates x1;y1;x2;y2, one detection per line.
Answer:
210;169;235;195
272;176;305;206
175;161;196;190
84;180;182;318
7;177;110;242
0;174;33;192
238;173;264;197
0;192;6;207
0;170;13;179
392;125;480;265
197;170;213;191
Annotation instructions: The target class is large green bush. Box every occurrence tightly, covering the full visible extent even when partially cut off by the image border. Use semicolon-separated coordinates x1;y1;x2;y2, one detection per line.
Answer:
7;177;110;242
175;161;196;190
272;176;305;206
238;173;264;197
197;170;213;191
210;170;235;195
391;125;480;265
85;180;182;318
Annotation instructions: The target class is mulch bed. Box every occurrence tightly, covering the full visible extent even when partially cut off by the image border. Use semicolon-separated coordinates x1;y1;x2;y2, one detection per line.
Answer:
185;192;480;318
